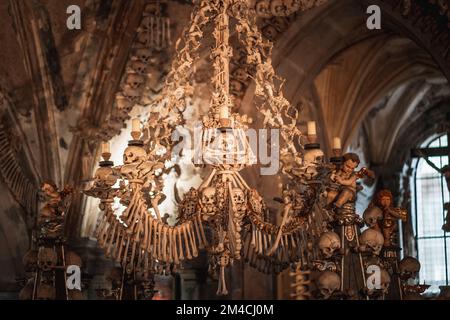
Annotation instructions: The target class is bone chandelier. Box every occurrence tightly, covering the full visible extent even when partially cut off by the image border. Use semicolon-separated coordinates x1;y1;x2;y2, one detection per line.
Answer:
85;0;345;296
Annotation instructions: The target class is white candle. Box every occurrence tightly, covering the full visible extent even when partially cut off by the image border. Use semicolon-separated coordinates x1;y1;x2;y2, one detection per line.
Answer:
307;121;316;136
132;118;140;132
333;137;342;150
219;105;229;119
101;142;110;154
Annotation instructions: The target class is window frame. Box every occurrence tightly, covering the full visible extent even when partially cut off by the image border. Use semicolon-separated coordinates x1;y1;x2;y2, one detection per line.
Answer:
412;133;449;286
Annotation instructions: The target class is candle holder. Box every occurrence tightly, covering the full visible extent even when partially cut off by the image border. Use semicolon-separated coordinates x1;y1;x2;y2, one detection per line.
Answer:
99;158;114;168
100;142;113;167
130;118;143;146
305;121;319;149
330;148;343;166
219;117;231;130
305;134;320;150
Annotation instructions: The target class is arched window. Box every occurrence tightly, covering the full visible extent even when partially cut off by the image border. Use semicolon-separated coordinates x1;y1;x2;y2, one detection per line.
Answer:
412;134;449;287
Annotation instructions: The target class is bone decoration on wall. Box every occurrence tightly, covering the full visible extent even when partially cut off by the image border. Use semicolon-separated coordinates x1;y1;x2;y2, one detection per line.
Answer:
0;124;38;216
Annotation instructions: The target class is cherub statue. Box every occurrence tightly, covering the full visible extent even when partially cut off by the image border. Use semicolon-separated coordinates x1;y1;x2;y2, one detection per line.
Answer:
326;153;374;209
38;181;73;238
370;189;407;247
326;153;360;208
40;181;73;217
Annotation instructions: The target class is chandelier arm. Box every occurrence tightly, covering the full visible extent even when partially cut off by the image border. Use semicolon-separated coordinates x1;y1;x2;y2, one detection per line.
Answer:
149;0;213;114
233;2;303;153
209;0;233;121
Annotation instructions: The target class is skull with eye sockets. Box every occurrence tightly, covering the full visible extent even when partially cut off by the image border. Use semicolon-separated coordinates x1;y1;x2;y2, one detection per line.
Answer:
200;187;216;217
304;148;325;165
123;146;147;165
318;231;341;259
130;60;148;74
126;73;145;89
134;48;152;62
359;229;384;256
363;206;383;229
399;256;421;281
231;188;246;212
37;247;57;272
316;271;341;299
300;148;325;179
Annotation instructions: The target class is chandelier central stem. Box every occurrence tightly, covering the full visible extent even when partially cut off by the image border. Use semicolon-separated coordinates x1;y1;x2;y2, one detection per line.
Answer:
211;0;232;126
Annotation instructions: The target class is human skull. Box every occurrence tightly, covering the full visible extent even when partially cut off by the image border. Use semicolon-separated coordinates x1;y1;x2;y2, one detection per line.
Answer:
123;146;147;164
359;229;384;255
36;284;56;300
269;0;284;15
116;94;133;111
302;148;325;179
122;85;141;100
22;249;38;272
126;73;145;89
318;231;341;259
94;166;117;188
316;271;340;299
399;256;421;280
304;148;325;165
379;269;391;294
134;48;152;62
255;0;271;17
200;187;216;214
130;60;148;74
232;188;246;208
363;206;383;228
37;247;57;271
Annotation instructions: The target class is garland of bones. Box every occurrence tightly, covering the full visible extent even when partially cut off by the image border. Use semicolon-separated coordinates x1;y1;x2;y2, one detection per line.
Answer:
85;0;330;296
